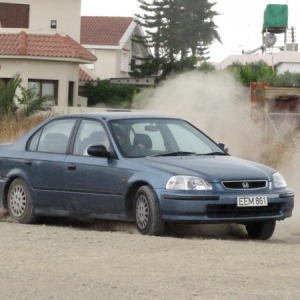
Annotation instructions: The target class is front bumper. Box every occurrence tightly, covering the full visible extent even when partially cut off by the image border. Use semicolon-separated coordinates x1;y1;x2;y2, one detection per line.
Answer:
157;188;294;224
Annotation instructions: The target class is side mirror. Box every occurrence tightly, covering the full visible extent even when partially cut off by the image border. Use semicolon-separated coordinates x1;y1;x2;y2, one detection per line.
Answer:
218;143;229;153
87;145;111;158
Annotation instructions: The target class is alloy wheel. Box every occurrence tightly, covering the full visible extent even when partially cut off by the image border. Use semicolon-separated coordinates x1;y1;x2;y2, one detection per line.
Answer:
9;185;27;218
136;195;150;229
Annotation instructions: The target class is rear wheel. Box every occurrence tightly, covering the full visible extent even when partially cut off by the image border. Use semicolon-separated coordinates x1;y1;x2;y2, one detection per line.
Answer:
7;178;36;224
245;220;276;240
135;186;164;236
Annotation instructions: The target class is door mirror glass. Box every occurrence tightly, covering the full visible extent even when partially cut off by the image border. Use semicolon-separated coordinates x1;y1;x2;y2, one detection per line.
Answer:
87;145;111;157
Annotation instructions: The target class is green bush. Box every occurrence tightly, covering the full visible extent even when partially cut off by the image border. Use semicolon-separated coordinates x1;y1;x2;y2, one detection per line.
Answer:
231;60;275;86
260;71;300;87
84;80;141;108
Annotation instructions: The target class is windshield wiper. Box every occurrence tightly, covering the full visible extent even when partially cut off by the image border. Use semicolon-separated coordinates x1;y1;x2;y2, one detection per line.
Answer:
151;151;196;157
201;152;228;156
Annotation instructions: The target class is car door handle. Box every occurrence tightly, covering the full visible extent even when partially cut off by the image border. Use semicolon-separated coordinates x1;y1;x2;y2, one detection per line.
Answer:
24;160;32;165
67;164;77;171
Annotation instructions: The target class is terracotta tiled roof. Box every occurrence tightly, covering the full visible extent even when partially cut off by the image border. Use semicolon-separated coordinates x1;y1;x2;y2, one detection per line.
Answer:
0;31;97;61
81;16;134;46
79;67;96;82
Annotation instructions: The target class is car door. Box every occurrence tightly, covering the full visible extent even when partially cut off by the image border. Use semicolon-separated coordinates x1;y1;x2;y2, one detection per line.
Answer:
64;119;130;215
23;118;77;212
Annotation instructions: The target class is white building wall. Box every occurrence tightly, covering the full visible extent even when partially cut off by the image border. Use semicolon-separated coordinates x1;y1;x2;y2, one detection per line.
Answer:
120;38;133;77
276;63;300;74
0;59;79;106
93;49;118;80
85;34;137;79
0;0;81;41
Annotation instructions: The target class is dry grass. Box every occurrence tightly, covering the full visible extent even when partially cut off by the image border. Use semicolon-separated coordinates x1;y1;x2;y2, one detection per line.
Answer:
0;114;49;144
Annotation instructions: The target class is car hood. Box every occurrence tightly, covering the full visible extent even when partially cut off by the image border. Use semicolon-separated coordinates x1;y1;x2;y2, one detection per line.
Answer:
136;155;274;182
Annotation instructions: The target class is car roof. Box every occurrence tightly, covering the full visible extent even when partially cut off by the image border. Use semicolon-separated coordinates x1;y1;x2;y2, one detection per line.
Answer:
52;111;177;121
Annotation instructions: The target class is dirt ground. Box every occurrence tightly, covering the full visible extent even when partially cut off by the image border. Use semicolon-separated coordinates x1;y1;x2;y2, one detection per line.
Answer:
0;213;300;300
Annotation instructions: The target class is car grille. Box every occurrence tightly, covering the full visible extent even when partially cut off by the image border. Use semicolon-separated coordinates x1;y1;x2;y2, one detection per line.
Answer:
222;180;267;190
207;203;282;218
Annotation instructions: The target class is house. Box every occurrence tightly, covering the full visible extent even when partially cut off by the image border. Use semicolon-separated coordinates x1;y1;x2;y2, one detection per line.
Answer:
0;0;81;42
0;30;96;106
0;0;96;107
216;51;300;75
81;16;150;80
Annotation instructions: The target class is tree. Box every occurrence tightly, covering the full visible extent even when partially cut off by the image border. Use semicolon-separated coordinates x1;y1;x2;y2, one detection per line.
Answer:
131;0;165;77
197;61;216;72
132;0;221;78
0;74;54;117
17;86;54;117
0;74;21;116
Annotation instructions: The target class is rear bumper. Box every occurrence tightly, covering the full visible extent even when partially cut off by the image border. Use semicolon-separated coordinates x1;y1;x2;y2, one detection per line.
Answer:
157;189;294;224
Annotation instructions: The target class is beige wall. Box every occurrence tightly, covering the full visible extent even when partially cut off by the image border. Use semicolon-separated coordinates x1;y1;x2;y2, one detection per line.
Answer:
0;0;81;41
84;24;151;80
120;38;132;77
89;45;133;79
0;58;79;106
93;49;118;79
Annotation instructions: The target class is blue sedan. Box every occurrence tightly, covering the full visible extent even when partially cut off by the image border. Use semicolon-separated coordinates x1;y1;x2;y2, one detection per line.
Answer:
0;113;294;240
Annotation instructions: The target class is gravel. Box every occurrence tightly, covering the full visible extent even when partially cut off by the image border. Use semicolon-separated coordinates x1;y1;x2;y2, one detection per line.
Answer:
0;215;299;300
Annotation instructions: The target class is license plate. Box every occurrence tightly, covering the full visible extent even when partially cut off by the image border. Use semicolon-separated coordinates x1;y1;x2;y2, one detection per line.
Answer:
237;196;268;207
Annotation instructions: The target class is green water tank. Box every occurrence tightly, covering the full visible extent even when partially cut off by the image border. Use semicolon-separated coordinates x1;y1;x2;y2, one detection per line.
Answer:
262;4;288;33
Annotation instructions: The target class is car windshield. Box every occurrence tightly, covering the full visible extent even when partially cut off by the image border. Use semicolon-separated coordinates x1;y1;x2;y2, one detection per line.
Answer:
110;118;225;158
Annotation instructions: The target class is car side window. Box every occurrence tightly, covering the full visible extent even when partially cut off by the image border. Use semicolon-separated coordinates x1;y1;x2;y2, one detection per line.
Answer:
27;128;43;151
37;119;76;154
73;120;110;156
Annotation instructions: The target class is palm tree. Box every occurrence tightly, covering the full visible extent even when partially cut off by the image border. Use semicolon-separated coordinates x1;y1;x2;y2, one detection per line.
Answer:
17;85;54;117
0;74;22;116
0;74;54;117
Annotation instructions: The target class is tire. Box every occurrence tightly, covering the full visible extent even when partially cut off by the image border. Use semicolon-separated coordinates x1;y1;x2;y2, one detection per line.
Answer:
135;186;164;236
7;178;36;224
245;220;276;240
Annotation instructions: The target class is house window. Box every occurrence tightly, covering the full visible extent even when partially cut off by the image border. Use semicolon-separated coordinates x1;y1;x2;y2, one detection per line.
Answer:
50;20;57;29
68;81;74;106
0;3;29;28
36;119;76;154
28;79;58;104
121;51;129;72
0;78;11;86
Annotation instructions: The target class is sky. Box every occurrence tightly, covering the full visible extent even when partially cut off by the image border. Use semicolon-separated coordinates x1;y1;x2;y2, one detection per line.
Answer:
81;0;300;62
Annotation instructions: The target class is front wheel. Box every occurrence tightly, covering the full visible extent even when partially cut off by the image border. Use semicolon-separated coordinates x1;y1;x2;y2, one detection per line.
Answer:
7;178;36;224
135;186;164;236
245;220;276;240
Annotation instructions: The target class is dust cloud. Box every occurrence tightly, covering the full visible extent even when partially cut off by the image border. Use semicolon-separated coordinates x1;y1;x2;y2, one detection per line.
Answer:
133;70;300;240
134;70;262;160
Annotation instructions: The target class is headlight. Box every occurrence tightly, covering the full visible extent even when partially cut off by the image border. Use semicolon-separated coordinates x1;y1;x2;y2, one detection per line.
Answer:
273;173;287;188
166;176;212;190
